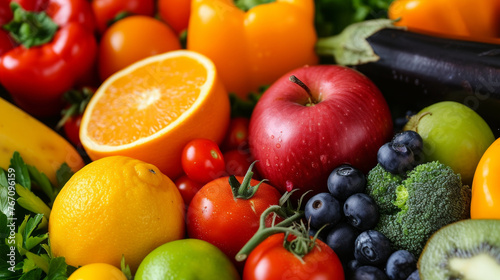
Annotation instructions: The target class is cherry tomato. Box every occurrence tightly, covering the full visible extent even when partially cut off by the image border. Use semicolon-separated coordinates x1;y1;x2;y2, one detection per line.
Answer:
97;15;181;81
186;175;282;272
222;117;250;152
224;149;254;177
182;138;226;184
91;0;155;34
0;30;15;56
174;175;203;206
243;233;345;280
157;0;191;34
64;114;83;147
0;1;15;56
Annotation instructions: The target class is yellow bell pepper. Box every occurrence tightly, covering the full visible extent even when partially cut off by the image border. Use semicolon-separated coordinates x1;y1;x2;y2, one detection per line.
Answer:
471;138;500;219
389;0;500;44
187;0;318;99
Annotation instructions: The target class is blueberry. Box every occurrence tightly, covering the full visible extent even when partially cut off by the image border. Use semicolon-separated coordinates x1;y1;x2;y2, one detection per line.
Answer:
354;230;392;266
309;226;327;243
351;265;389;280
392;131;424;164
344;259;361;279
406;270;420;280
327;164;366;201
343;193;379;231
377;142;415;175
385;250;417;280
304;192;342;229
326;222;360;261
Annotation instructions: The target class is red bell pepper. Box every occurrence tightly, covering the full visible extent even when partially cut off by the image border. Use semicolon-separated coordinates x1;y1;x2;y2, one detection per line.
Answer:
0;0;97;117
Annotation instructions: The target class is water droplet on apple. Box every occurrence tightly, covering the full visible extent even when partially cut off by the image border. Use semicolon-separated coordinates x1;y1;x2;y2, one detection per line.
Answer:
270;135;274;139
311;162;318;168
266;159;270;167
276;143;281;148
285;180;294;192
320;155;327;164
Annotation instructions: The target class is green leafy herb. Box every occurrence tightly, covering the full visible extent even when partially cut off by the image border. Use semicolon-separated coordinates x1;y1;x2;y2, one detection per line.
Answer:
18;268;42;280
229;85;267;118
46;257;69;280
27;166;55;203
10;152;31;190
314;0;395;37
16;184;51;219
0;169;12;219
1;152;77;279
55;163;73;190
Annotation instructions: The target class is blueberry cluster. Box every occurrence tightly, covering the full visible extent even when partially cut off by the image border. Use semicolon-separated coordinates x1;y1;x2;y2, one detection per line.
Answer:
305;138;425;279
377;131;424;175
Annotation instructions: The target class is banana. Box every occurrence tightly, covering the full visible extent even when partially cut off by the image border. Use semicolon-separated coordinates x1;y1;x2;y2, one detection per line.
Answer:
0;98;85;186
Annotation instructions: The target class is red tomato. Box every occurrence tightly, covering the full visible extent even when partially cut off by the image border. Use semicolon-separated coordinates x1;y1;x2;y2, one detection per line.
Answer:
222;117;250;151
157;0;190;34
64;115;83;147
224;149;254;177
186;175;282;271
243;233;345;280
97;15;181;81
0;30;15;56
91;0;155;34
181;138;226;184
174;175;203;206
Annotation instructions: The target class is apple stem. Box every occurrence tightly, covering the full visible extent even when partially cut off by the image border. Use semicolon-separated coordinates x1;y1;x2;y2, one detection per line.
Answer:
289;75;317;105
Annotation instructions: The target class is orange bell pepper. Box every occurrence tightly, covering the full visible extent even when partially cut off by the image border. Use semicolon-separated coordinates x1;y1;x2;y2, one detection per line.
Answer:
187;0;318;99
388;0;500;44
471;138;500;219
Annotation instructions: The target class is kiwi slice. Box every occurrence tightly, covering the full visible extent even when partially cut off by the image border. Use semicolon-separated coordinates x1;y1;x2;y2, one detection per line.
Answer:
419;219;500;280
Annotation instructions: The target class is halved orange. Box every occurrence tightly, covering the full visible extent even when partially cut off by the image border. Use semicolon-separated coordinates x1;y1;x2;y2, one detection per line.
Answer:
80;50;230;179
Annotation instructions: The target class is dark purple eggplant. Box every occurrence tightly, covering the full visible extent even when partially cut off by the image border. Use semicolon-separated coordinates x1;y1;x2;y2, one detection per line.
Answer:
316;19;500;137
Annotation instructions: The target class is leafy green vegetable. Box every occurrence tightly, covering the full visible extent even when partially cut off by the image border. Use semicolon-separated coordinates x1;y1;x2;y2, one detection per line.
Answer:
1;152;76;280
366;161;471;256
229;86;268;119
314;0;395;37
27;166;55;203
0;169;13;219
45;257;69;280
10;152;31;190
16;184;51;219
55;163;73;190
18;268;42;280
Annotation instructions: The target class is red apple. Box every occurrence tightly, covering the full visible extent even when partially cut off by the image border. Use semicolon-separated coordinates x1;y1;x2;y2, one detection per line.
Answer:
248;65;393;197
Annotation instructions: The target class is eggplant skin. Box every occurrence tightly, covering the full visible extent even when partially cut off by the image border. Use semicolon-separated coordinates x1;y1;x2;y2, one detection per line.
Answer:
354;28;500;138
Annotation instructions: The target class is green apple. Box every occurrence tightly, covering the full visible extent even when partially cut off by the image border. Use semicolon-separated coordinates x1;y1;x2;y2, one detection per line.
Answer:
404;101;495;184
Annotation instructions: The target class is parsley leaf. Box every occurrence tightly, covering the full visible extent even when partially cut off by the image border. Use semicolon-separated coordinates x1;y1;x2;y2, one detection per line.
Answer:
10;152;31;190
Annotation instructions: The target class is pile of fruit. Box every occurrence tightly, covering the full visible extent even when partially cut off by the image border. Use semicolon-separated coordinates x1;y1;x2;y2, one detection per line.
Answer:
1;0;500;279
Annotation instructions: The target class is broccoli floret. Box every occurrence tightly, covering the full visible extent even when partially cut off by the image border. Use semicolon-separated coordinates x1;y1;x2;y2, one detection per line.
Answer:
366;164;404;215
365;161;471;257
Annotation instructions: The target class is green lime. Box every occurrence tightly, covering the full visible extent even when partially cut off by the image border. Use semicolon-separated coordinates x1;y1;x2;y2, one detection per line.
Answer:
135;239;240;280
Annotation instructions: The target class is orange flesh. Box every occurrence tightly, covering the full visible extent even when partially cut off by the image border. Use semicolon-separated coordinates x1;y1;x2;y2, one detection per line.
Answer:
87;56;207;146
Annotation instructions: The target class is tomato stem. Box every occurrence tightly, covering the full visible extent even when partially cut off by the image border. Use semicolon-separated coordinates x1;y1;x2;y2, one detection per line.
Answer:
235;205;304;261
230;161;268;200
